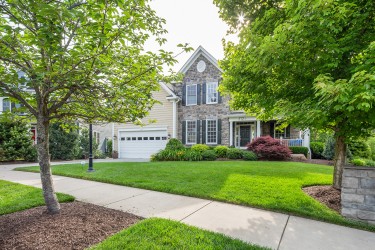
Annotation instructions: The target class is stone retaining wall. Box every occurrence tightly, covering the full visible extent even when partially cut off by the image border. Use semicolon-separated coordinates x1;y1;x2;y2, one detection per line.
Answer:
341;166;375;225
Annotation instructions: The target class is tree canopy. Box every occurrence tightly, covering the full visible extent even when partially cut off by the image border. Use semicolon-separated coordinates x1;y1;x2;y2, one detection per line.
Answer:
0;0;186;213
215;0;375;188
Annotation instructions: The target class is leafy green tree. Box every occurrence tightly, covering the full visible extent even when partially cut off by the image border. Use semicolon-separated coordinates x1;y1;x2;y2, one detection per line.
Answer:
49;123;79;160
0;0;186;213
215;0;375;189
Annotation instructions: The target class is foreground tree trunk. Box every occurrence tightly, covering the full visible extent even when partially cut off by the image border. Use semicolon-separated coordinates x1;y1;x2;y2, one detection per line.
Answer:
333;135;346;190
36;116;60;214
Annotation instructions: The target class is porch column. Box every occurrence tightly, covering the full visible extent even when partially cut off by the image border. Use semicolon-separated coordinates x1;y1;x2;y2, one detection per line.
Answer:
256;120;261;138
229;121;233;146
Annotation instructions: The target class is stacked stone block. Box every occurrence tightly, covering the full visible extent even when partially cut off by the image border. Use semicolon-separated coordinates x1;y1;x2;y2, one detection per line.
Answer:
341;166;375;225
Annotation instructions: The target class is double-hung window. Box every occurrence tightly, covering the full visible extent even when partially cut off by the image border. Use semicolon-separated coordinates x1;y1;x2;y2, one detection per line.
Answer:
186;120;197;144
206;82;218;104
206;119;217;144
2;99;10;112
186;84;197;106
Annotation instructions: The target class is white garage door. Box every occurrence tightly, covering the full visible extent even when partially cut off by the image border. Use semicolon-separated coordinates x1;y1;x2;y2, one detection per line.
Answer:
119;130;168;158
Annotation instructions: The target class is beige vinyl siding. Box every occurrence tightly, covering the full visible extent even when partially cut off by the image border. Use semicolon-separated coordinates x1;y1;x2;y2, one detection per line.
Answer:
113;88;174;152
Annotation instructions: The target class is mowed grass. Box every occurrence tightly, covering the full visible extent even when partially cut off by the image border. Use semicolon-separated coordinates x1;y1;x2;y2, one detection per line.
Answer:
17;161;375;231
0;180;74;215
92;218;269;250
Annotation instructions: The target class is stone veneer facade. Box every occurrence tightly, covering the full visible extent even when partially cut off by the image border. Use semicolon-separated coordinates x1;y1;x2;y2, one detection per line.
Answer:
174;54;232;145
341;166;375;225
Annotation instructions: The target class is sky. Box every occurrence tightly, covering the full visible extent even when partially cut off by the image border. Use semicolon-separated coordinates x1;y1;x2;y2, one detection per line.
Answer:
147;0;238;72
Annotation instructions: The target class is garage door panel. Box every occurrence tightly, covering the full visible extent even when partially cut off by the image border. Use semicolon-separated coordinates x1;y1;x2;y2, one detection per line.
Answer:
119;130;167;158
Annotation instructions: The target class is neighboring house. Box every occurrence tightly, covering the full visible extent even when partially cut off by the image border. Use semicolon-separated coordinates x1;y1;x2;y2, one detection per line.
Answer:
109;46;310;158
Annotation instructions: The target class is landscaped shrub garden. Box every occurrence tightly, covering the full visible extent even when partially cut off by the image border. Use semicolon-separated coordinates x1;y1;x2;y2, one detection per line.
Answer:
151;139;256;162
247;136;291;160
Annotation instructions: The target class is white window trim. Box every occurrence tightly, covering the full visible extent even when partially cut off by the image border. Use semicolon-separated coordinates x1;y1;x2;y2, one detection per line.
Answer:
206;119;218;145
186;84;197;106
186;120;197;145
2;98;11;112
206;82;218;104
274;126;287;139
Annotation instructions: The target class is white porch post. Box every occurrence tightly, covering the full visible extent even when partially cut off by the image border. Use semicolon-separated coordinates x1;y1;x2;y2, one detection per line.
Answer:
256;120;261;138
229;121;233;146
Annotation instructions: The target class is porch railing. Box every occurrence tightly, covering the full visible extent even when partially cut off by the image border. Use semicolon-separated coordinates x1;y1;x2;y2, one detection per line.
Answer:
280;138;304;147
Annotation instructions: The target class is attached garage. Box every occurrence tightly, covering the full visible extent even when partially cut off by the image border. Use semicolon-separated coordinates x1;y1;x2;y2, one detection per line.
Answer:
118;129;168;158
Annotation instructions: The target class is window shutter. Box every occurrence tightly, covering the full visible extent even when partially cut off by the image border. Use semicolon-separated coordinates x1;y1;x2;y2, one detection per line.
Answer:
197;84;201;105
196;120;201;144
202;83;206;104
286;125;291;138
217;119;222;145
218;80;222;103
182;121;186;144
11;102;15;112
182;84;186;106
201;120;206;144
270;121;275;138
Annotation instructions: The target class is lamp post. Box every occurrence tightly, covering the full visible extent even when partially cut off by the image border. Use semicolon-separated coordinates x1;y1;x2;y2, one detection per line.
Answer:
87;123;94;172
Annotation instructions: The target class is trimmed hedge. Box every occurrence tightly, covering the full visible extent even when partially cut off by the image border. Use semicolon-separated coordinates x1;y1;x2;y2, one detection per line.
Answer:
165;138;185;150
289;146;309;157
191;144;210;152
214;145;228;158
227;148;244;159
243;151;257;161
202;150;217;161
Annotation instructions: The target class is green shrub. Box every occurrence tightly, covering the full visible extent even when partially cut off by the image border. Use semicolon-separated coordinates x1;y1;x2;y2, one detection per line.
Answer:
184;149;203;161
24;146;38;162
368;137;375;161
348;138;371;159
165;138;184;150
191;144;210;152
227;148;244;159
214;145;228;158
351;158;366;166
322;136;335;160
243;151;257;161
310;142;325;159
0;120;35;161
106;139;113;157
79;128;98;159
151;149;186;161
364;159;375;167
202;150;217;161
49;123;80;160
289;146;309;157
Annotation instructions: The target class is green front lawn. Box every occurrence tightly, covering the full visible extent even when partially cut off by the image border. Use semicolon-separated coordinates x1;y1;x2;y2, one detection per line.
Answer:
92;218;268;250
0;180;74;215
17;161;375;231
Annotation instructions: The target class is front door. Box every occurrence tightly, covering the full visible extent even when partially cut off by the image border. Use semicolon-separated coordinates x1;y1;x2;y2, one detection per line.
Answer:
239;125;251;147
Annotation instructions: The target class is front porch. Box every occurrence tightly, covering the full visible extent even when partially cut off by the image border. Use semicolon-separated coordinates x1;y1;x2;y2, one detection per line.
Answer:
228;116;310;149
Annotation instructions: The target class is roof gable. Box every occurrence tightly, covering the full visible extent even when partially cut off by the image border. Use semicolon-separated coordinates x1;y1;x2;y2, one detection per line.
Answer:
179;46;222;74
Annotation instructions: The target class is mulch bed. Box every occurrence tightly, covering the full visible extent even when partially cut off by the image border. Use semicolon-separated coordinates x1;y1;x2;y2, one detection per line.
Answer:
303;185;341;213
0;201;142;250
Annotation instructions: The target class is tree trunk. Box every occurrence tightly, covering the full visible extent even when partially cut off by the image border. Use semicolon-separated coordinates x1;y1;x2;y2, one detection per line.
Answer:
333;135;346;190
36;116;60;214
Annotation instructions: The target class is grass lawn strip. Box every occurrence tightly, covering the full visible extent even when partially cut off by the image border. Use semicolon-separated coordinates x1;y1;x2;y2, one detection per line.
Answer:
17;161;375;232
0;179;74;215
92;218;269;250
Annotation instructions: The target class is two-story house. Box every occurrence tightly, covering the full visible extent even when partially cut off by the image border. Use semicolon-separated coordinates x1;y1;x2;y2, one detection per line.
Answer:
109;46;310;158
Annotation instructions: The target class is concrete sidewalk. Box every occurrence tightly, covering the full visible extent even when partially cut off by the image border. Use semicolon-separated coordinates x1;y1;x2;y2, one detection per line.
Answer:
1;162;375;250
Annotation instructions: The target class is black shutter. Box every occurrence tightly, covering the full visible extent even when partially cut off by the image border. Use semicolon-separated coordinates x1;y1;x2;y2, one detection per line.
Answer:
11;102;15;112
286;125;291;139
197;84;201;105
270;121;275;138
217;119;222;145
182;84;186;106
201;120;206;144
196;120;201;144
218;80;222;103
202;83;206;104
182;121;186;144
